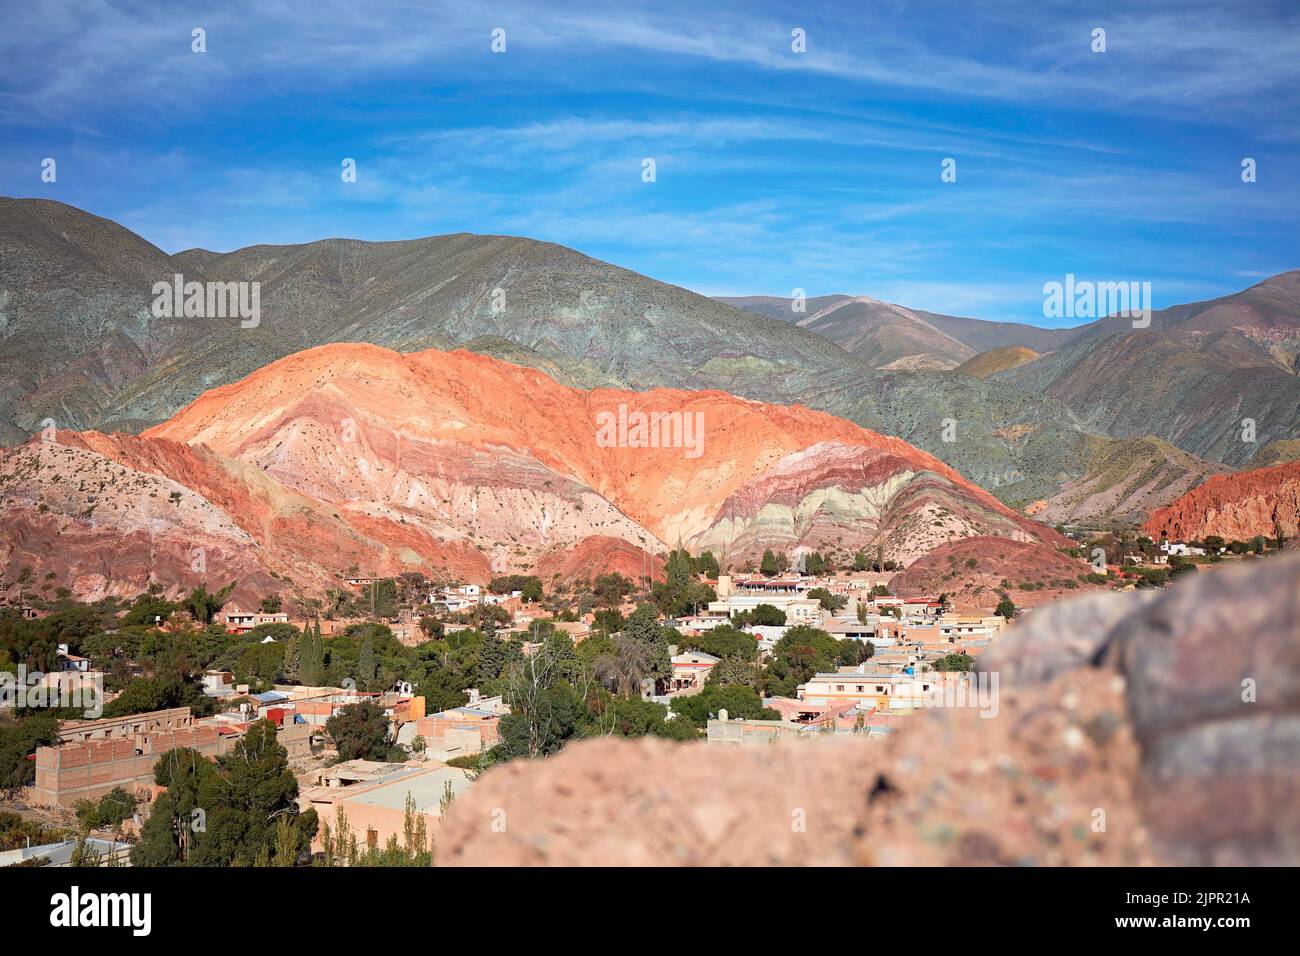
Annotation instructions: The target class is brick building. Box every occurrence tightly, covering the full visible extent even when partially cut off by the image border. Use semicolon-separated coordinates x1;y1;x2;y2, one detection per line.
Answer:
31;716;232;808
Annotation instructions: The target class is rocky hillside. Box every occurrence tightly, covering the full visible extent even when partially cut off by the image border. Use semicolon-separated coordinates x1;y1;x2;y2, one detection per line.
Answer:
1246;438;1300;469
0;198;855;441
1142;460;1300;542
954;345;1040;378
1024;435;1231;527
438;553;1300;865
720;294;1075;365
994;328;1300;467
887;536;1101;607
0;344;1066;603
5;199;1295;524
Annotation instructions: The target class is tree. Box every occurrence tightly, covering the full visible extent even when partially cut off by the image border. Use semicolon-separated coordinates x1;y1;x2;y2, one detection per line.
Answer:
102;674;214;719
931;653;974;672
131;725;317;867
75;786;136;831
697;551;720;578
300;621;325;686
735;603;786;627
671;685;778;728
184;582;236;625
760;550;779;576
807;587;847;612
259;595;283;614
605;605;671;696
326;701;392;761
357;635;376;689
496;639;587;760
521;579;544;603
762;625;849;697
706;653;761;689
995;597;1017;620
0;713;59;791
679;624;757;662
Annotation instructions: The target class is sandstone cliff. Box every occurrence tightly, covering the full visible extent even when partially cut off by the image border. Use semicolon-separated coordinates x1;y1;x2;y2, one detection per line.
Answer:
1142;460;1300;542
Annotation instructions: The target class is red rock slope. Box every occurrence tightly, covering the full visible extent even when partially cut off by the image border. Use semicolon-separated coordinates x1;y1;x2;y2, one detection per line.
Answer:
888;536;1101;608
1;344;1066;602
1142;460;1300;542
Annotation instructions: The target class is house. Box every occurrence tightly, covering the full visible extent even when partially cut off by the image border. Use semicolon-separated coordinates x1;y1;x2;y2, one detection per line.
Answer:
797;667;938;711
0;837;133;868
55;644;91;672
669;614;731;636
299;761;474;855
31;707;234;807
401;694;509;761
708;594;823;624
201;670;235;697
223;606;290;634
551;620;592;643
1161;541;1206;557
669;649;720;691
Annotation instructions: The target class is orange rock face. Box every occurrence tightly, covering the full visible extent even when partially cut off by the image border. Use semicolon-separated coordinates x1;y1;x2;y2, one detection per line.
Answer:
2;343;1065;601
1142;460;1300;543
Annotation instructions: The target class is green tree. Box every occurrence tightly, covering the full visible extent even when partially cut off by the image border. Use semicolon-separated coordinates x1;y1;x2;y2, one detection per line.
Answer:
325;701;392;761
931;653;974;672
357;635;376;689
0;713;59;791
995;597;1017;620
74;786;136;831
184;582;236;625
807;587;847;612
671;684;778;728
132;727;317;867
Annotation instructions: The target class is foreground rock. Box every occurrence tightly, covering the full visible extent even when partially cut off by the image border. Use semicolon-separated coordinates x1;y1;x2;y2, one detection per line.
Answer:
440;554;1300;865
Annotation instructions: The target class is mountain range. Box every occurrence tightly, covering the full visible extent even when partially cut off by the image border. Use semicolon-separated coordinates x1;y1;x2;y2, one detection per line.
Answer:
0;344;1065;603
2;197;1297;534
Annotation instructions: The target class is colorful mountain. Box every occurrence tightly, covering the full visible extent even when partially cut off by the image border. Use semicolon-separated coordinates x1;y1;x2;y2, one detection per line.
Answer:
1142;460;1300;543
0;344;1066;604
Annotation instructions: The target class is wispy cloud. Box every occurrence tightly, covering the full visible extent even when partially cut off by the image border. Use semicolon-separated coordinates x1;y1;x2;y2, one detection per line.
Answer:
2;0;1295;322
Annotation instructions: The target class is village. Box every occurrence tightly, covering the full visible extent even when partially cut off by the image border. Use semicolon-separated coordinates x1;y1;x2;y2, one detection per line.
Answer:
0;529;1285;867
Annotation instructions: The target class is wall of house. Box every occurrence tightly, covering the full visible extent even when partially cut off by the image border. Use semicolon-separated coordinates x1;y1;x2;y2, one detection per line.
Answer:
32;726;230;807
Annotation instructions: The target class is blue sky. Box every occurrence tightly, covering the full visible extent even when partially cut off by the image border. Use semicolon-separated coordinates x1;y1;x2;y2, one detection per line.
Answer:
2;0;1297;324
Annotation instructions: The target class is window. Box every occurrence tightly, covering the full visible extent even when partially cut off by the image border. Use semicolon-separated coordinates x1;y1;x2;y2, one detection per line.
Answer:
366;828;379;849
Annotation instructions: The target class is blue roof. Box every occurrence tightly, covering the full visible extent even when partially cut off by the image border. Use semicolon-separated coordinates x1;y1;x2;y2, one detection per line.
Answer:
252;691;289;703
